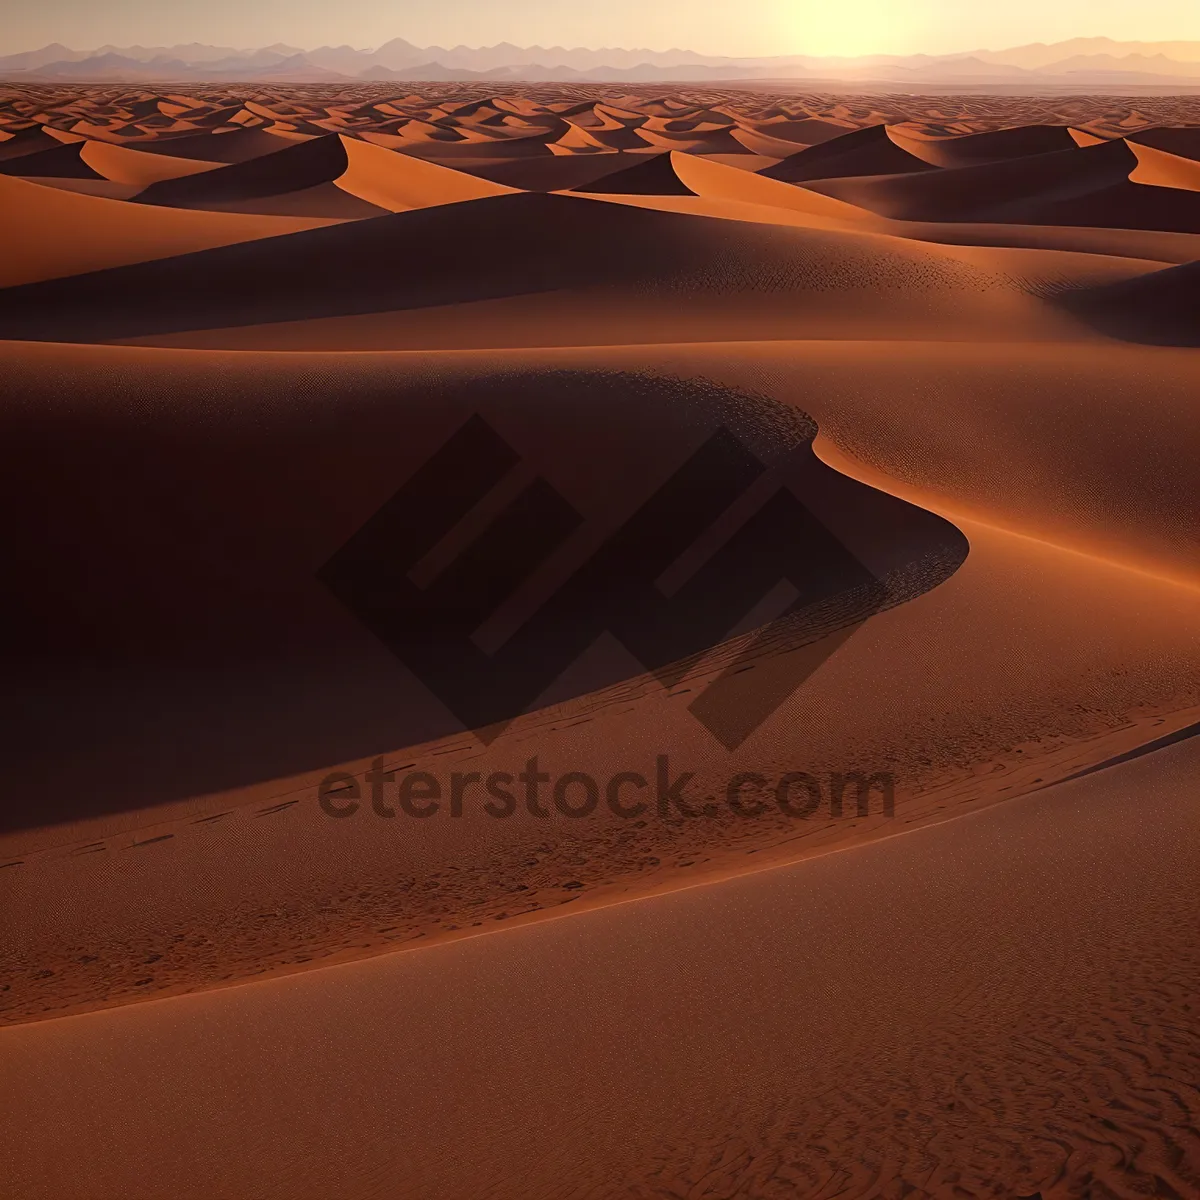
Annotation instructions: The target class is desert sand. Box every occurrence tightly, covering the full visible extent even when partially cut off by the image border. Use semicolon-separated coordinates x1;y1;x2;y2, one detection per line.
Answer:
1;83;1199;1198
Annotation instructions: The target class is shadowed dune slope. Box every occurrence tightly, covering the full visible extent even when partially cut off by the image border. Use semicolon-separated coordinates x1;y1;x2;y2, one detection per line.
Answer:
1058;258;1200;345
0;140;102;180
0;126;75;161
569;151;696;195
556;117;649;153
761;124;938;184
727;125;814;158
636;125;749;154
457;154;646;192
1128;126;1200;161
810;137;1200;232
891;123;1081;168
742;116;857;146
125;126;312;163
810;138;1136;218
0;361;967;830
400;129;559;160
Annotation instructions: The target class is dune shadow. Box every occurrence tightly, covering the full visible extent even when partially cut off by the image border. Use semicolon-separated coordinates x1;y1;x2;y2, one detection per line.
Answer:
1;369;967;832
1053;258;1200;346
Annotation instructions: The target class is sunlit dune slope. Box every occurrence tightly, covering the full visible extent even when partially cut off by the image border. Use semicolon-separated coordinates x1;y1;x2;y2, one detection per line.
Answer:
1128;140;1200;192
79;140;224;186
0;173;342;288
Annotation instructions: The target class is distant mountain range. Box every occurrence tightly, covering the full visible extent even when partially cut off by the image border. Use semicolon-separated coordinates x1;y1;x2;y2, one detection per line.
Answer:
4;36;1200;89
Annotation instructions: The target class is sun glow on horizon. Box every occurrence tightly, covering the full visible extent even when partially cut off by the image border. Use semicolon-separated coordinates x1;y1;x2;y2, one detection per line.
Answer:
4;0;1200;60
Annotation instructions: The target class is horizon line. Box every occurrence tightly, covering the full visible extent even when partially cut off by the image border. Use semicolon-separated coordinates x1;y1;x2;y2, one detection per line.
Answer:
6;33;1200;61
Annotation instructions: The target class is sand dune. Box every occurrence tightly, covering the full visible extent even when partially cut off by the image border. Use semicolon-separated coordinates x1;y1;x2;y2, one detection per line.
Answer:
890;122;1081;168
809;136;1137;219
128;130;570;216
0;190;1152;349
111;126;302;163
0;139;103;180
77;140;224;187
1060;257;1200;344
0;173;340;288
155;126;526;211
333;134;516;209
559;110;654;152
402;128;560;159
567;153;879;242
634;124;749;154
741;115;857;145
887;219;1200;263
454;153;651;191
18;176;146;199
722;125;805;158
1128;125;1200;160
1128;139;1200;191
0;125;78;161
0;350;969;836
810;137;1200;232
762;124;938;184
569;151;695;195
666;151;877;224
134;133;389;217
4;337;1199;1028
553;123;633;153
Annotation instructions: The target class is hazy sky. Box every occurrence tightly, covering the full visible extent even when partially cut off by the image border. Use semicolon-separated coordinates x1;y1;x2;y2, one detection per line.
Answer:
6;0;1200;59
